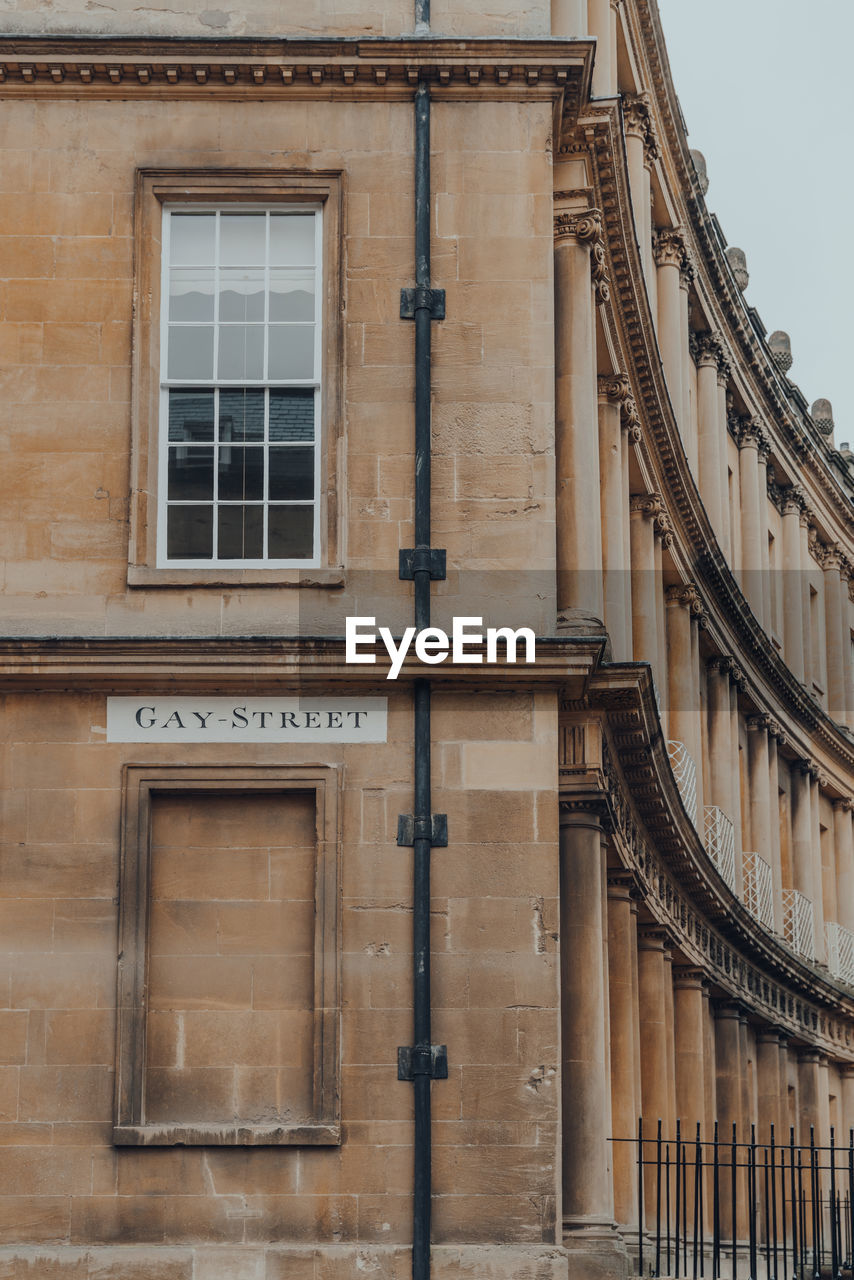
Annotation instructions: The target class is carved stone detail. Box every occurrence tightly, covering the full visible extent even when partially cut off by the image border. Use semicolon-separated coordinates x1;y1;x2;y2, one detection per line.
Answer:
597;372;632;403
653;227;686;270
553;207;610;304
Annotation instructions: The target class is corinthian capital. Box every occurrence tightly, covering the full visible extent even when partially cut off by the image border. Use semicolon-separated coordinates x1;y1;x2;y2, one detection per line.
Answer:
781;485;805;517
693;330;730;384
623;91;659;163
629;491;663;520
653;227;687;270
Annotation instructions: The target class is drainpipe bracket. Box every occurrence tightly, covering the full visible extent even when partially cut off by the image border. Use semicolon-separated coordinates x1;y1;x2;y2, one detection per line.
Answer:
396;813;448;847
400;286;445;320
399;547;446;580
397;1043;449;1081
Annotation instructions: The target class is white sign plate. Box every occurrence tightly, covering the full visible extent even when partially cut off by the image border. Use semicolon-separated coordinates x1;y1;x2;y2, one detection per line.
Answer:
107;697;388;743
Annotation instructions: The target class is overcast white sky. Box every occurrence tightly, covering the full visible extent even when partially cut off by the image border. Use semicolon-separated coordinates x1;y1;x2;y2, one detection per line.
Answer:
655;0;853;445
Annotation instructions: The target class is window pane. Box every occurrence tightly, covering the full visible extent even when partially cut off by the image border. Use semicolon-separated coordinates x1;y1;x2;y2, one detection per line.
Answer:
168;326;214;380
218;505;263;559
269;389;314;441
267;325;314;380
269;447;314;502
269;270;314;322
168;446;214;500
169;214;215;267
268;505;313;559
219;270;265;322
270;214;315;266
167;505;213;559
218;446;264;501
169;270;215;322
168;390;215;442
219;389;264;441
220;213;266;267
218;326;264;380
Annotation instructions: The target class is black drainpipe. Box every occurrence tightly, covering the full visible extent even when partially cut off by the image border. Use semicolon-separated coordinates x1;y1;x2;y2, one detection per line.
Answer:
396;7;449;1279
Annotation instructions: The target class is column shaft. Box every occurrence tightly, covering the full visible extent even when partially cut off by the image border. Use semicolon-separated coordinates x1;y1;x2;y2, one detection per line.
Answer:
756;1032;784;1145
630;498;659;681
587;0;615;96
707;660;734;824
800;514;814;688
738;432;763;622
834;802;854;933
607;876;639;1226
696;354;724;545
746;718;774;927
781;499;805;681
551;0;586;34
767;732;784;930
555;224;603;620
811;777;827;962
560;810;614;1225
598;385;629;660
823;553;846;722
654;236;684;428
729;674;744;894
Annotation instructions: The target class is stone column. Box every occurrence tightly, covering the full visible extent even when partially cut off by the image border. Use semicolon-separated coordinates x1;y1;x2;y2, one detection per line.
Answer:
607;873;640;1226
791;762;818;960
810;773;827;962
672;968;707;1130
630;494;662;687
767;727;785;930
729;666;744;895
821;543;847;723
714;1002;744;1241
654;229;686;430
560;805;625;1269
694;333;729;551
654;528;669;734
781;489;806;682
736;417;765;624
622;409;638;660
623;95;656;290
665;586;702;825
679;255;696;468
800;505;815;689
798;1049;822;1145
555;205;606;624
843;567;854;729
834;800;854;933
587;0;616;96
756;1030;784;1144
706;658;735;836
840;1064;854;1138
746;714;777;930
598;375;631;661
551;0;586;35
637;928;672;1226
758;438;773;631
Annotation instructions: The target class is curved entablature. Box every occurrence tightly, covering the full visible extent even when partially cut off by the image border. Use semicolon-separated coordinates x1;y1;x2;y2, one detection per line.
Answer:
560;663;854;1062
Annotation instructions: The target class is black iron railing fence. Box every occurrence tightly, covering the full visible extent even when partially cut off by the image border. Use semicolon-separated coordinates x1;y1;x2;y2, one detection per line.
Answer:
612;1119;854;1280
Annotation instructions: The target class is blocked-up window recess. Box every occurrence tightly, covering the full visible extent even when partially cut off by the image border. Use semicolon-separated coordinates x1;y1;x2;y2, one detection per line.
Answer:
114;765;340;1146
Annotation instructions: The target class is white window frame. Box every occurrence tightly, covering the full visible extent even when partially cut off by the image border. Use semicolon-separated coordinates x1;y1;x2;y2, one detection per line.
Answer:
155;204;323;570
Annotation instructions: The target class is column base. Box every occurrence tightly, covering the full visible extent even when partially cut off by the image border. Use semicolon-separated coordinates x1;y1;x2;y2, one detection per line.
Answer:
562;1217;629;1280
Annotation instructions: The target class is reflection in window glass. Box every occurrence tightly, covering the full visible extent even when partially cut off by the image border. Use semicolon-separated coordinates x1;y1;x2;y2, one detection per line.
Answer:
161;209;321;565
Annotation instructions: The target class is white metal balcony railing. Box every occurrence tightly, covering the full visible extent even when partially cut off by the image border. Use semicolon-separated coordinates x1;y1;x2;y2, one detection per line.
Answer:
782;888;815;961
666;740;697;826
826;921;854;987
703;805;736;893
742;851;774;931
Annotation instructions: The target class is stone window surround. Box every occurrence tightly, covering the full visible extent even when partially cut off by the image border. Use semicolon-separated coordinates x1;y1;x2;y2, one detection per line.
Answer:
113;763;342;1146
127;168;344;588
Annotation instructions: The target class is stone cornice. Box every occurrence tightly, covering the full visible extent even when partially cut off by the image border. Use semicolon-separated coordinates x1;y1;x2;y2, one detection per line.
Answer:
567;103;854;785
0;35;594;102
0;635;604;696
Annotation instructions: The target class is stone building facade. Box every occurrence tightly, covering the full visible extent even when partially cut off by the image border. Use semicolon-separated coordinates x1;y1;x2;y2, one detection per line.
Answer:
0;1;852;1278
